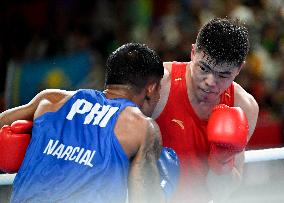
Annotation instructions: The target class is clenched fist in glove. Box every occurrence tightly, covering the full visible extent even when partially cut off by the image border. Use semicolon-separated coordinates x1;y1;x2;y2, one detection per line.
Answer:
158;147;180;201
207;104;249;175
0;120;33;173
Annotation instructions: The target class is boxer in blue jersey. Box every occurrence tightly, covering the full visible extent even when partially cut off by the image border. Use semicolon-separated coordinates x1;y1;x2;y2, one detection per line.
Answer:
0;43;168;203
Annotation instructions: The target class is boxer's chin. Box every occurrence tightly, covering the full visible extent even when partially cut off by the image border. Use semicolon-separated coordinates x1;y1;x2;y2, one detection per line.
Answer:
197;87;219;102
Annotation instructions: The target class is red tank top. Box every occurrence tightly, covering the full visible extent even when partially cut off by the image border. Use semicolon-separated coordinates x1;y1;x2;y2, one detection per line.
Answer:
156;62;234;202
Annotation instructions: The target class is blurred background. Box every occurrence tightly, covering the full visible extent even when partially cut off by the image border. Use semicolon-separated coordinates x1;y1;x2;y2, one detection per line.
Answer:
0;0;283;202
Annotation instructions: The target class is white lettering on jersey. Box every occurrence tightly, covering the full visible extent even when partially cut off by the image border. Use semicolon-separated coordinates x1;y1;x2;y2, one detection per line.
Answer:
59;146;73;160
79;150;96;167
66;99;119;127
84;103;110;125
43;139;59;154
43;139;96;167
66;99;93;120
99;106;119;127
52;143;65;158
69;147;80;161
75;148;85;162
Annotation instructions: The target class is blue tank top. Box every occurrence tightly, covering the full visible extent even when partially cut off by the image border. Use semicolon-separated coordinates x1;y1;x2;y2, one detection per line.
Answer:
11;89;136;203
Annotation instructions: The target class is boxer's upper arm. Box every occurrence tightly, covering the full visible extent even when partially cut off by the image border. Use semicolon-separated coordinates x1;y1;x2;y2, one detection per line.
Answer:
207;83;258;200
152;62;172;119
34;90;75;119
0;89;74;127
234;82;259;139
233;83;259;175
128;118;165;203
163;62;172;73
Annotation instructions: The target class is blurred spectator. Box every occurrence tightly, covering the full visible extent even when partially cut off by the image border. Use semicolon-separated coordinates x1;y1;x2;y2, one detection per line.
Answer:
0;0;283;146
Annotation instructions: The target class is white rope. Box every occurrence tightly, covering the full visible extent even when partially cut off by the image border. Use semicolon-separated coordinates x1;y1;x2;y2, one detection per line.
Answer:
1;147;284;185
244;147;284;163
0;173;16;185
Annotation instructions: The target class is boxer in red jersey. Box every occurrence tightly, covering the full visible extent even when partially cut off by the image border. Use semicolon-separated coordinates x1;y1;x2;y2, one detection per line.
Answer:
152;18;259;203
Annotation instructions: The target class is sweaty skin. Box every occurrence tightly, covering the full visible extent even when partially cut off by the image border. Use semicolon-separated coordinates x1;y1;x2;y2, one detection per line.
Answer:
0;87;165;203
152;55;259;201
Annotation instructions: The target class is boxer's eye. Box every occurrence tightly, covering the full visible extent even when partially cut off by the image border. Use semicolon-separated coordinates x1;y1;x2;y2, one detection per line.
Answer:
200;66;209;73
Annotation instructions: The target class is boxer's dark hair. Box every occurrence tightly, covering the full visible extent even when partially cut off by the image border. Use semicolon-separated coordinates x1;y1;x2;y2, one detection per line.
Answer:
105;43;164;92
196;18;249;66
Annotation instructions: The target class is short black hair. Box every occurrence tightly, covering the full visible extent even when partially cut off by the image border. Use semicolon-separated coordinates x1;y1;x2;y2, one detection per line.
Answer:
196;18;249;66
105;43;164;92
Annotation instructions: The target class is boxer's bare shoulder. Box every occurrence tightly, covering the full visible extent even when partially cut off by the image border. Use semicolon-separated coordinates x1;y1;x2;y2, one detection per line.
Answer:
33;89;76;104
152;63;171;119
233;82;259;137
33;89;76;119
0;89;76;126
115;106;162;158
163;62;173;73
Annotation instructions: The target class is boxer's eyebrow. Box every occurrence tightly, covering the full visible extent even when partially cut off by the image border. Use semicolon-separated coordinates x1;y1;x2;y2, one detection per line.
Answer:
199;61;232;75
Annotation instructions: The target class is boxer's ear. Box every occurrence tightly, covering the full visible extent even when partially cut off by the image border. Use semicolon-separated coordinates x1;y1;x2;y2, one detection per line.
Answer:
191;44;196;59
145;82;159;100
237;61;246;75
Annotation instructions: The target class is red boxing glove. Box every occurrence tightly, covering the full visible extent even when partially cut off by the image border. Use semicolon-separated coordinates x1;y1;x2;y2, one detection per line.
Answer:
0;120;33;173
207;104;249;175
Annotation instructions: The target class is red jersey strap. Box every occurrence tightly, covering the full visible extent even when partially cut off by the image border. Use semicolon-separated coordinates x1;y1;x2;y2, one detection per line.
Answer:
157;61;234;124
156;61;196;141
168;61;188;103
219;83;234;107
166;62;208;126
168;61;234;107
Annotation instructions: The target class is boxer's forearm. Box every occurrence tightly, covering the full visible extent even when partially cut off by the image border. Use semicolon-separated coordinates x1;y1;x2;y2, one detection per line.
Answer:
207;167;241;200
206;152;244;201
0;104;35;128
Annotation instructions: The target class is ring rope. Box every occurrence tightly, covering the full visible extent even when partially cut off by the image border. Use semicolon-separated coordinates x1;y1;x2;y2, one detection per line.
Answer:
1;147;284;185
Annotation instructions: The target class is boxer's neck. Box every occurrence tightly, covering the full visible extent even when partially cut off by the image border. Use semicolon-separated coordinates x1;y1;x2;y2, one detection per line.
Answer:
103;84;136;100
